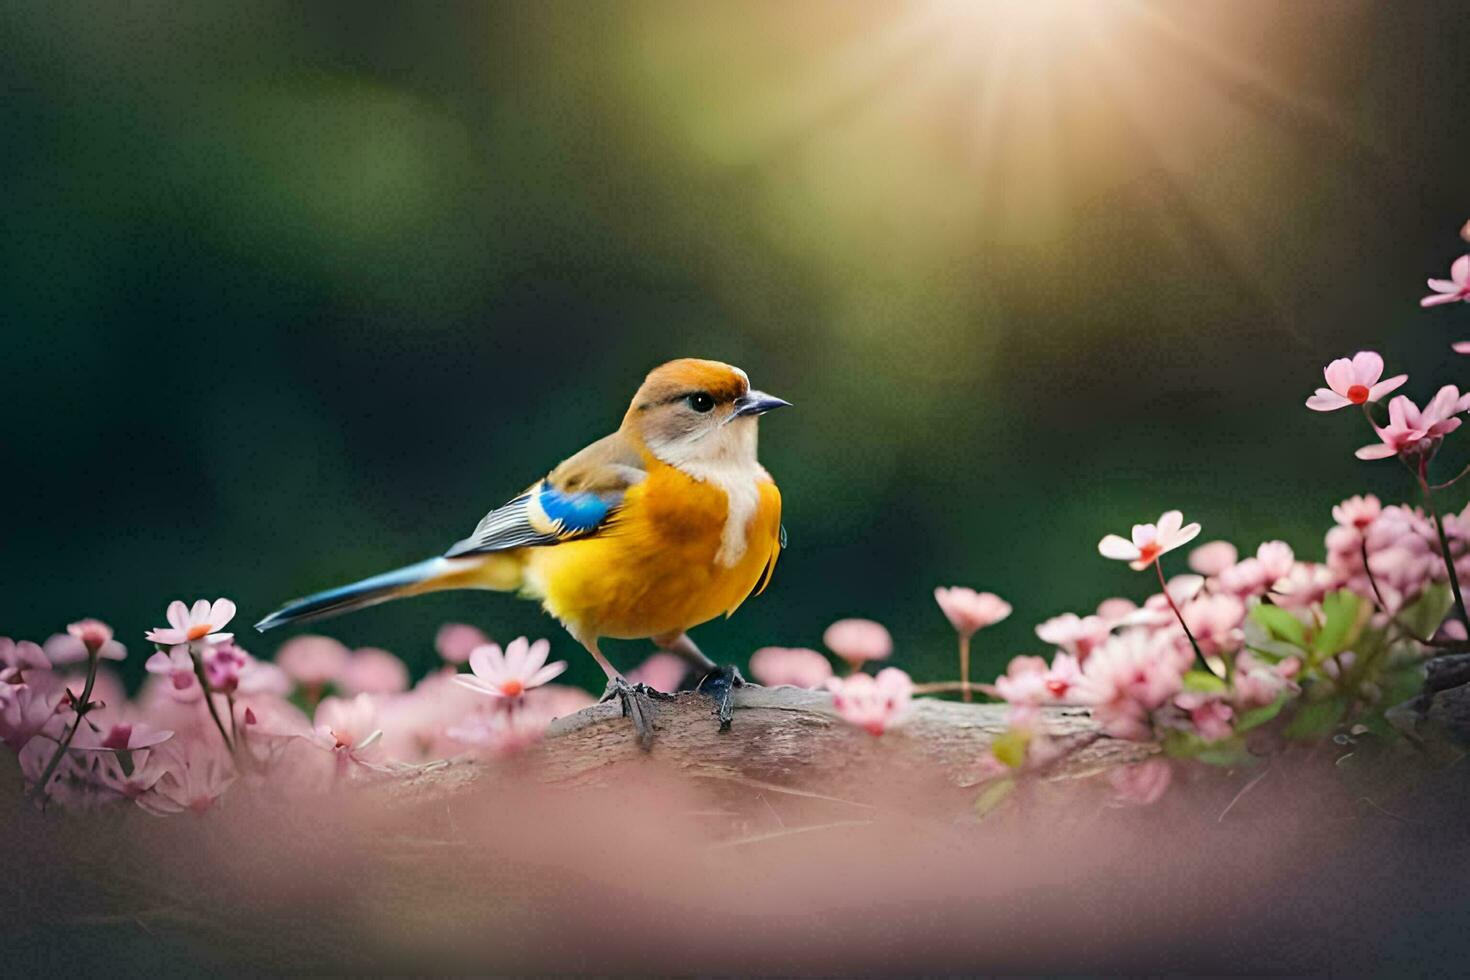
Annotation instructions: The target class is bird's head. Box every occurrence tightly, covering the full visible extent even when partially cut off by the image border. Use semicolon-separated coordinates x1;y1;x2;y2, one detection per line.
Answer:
623;358;790;468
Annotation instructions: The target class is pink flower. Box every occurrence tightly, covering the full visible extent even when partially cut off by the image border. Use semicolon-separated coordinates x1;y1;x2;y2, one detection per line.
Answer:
72;720;174;752
1232;652;1300;709
1098;510;1201;570
1357;388;1465;460
1333;494;1381;530
435;622;489;665
1421;254;1470;306
454;637;567;699
1175;692;1234;742
44;629;127;666
0;673;65;752
994;654;1082;705
202;642;249;694
446;702;556;756
1455;342;1470;355
1188;540;1238;576
0;637;49;673
145;598;236;646
1110;758;1172;805
312;693;384;759
145;646;199;696
1178;593;1246;657
825;667;913;735
1273;562;1337;609
1305;351;1407;411
274;635;350;687
137;742;237;815
748;647;833;688
66;619;115;657
1034;613;1110;661
933;588;1012;637
1075;630;1188;740
626;653;688;693
339;648;410;696
1095;598;1138;624
823;619;892;668
1255;541;1295;583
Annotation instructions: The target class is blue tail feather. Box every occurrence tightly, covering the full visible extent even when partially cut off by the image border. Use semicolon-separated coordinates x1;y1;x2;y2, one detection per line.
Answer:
254;557;452;633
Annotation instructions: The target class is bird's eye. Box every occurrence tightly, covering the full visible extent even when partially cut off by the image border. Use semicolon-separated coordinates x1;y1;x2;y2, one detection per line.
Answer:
686;392;715;413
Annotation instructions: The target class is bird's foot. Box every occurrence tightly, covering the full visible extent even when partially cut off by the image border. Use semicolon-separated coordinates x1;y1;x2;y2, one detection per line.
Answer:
695;665;748;732
600;677;673;750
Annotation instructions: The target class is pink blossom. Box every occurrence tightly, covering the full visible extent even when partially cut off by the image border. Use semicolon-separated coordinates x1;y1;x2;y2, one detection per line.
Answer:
627;653;688;693
0;673;65;751
137;743;237;815
1233;652;1301;709
66;619;115;656
1178;594;1246;657
435;622;489;665
1110;758;1172;805
145;598;236;646
274;635;350;687
1333;494;1382;531
1175;692;1234;742
44;629;127;666
237;658;292;697
1421;254;1470;306
454;637;566;699
933;587;1012;637
1188;540;1238;576
1356;388;1465;461
339;648;410;695
1075;630;1188;740
1095;598;1138;624
95;747;174;801
825;667;913;735
1256;541;1295;583
1035;613;1110;661
145;646;199;697
748;647;833;688
823;619;892;668
202;642;249;694
1305;351;1407;411
311;694;384;762
0;638;49;673
72;720;174;752
1455;342;1470;355
1273;562;1338;609
994;654;1082;706
1098;510;1201;570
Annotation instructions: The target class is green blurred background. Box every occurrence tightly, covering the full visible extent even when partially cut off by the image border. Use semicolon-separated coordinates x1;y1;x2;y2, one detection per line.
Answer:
5;0;1470;693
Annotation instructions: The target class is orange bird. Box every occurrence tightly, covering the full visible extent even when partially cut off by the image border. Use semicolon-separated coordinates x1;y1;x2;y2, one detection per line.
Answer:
256;358;789;746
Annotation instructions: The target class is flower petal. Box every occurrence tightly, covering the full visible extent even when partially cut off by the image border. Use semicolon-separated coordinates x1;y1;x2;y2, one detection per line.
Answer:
1099;535;1139;560
1366;375;1407;401
1306;389;1351;412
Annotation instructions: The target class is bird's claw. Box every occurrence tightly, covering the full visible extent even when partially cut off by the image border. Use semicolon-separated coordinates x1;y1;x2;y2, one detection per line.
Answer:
600;678;672;750
696;665;747;732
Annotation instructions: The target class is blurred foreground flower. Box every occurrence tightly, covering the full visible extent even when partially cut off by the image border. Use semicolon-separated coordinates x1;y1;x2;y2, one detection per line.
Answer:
1304;351;1406;412
822;618;892;674
435;622;489;665
1109;758;1172;805
825;667;912;735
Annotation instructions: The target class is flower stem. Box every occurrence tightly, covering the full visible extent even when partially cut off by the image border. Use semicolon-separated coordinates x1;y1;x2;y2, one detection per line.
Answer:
1155;559;1218;678
191;649;235;754
958;633;973;703
1359;538;1431;644
1432;461;1470;492
1418;469;1470;629
28;650;100;803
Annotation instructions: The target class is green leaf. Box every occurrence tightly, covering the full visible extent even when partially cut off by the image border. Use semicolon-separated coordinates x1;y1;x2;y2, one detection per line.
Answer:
1250;603;1306;647
1399;583;1453;642
1284;697;1348;740
1183;670;1228;694
1235;694;1289;732
974;777;1016;817
1195;739;1256;768
1161;729;1207;759
990;729;1030;769
1313;591;1362;658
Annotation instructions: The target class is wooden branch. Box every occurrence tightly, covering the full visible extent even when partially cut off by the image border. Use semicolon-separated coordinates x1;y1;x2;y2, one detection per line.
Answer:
387;687;1156;806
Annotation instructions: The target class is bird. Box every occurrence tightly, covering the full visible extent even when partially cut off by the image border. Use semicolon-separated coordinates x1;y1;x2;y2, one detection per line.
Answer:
255;358;789;747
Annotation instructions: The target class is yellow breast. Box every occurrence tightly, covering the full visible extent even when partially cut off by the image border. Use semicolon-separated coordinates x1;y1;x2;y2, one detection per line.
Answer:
524;459;782;640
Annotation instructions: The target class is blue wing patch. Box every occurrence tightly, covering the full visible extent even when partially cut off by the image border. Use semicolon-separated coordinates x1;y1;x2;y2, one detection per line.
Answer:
536;484;612;533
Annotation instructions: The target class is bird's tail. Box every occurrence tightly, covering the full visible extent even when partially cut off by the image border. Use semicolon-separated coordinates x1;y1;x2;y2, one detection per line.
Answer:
254;553;523;633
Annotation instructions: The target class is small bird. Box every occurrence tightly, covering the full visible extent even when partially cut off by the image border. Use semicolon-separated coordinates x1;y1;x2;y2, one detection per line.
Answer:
256;358;789;746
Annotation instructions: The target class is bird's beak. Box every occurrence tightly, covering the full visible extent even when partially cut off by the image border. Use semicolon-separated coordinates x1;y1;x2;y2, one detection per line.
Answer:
732;390;791;419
